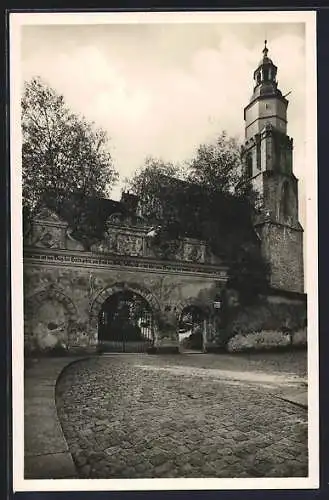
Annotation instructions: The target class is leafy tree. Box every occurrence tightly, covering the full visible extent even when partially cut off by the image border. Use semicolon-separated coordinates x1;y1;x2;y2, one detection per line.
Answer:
187;131;243;193
22;77;118;221
43;190;116;250
124;156;185;222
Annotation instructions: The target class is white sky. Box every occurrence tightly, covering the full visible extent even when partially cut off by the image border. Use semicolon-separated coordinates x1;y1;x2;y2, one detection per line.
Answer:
20;19;306;227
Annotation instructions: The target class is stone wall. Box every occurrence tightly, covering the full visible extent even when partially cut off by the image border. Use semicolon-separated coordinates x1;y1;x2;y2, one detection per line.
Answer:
26;205;216;265
23;254;307;354
259;222;304;293
224;287;307;344
262;172;299;225
23;251;227;353
250;167;303;295
23;203;306;354
23;205;231;354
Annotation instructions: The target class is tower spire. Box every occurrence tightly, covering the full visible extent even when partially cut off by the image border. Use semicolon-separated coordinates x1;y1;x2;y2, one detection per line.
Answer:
242;39;304;293
250;40;280;99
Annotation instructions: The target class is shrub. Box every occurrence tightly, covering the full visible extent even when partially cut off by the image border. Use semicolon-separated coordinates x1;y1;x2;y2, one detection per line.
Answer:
181;329;203;349
96;342;106;354
45;343;68;357
24;344;36;359
226;330;292;353
24;333;39;357
225;300;307;339
292;327;307;347
24;357;35;370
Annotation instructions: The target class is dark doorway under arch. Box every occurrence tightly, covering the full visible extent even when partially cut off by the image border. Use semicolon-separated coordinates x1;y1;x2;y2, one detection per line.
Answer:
178;305;206;352
98;290;155;352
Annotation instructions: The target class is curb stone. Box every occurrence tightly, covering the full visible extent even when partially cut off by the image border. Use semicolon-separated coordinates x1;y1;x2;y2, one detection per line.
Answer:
24;356;89;479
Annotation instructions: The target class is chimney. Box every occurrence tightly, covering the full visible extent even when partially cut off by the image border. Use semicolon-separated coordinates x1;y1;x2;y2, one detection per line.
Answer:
120;191;139;213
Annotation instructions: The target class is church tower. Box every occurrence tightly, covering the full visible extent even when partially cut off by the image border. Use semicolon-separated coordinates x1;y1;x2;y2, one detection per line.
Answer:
243;41;304;293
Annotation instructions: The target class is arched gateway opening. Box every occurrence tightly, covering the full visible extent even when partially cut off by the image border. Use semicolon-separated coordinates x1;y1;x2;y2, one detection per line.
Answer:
178;305;207;352
98;290;155;352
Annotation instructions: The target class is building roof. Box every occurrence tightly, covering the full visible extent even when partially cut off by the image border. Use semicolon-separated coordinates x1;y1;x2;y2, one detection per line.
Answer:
40;189;141;241
38;176;260;257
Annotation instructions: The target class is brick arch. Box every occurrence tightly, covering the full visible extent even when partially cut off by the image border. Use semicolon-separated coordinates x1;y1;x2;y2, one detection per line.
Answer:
89;281;161;329
25;286;77;319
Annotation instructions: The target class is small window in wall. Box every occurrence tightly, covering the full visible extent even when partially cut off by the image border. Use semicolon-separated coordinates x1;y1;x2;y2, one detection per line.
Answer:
246;153;253;178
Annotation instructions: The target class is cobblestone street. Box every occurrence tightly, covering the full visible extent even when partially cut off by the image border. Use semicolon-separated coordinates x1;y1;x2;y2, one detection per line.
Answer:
55;352;308;479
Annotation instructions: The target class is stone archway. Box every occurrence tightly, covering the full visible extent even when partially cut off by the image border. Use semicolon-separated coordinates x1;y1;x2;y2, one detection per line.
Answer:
90;282;161;350
175;298;210;320
24;286;77;352
176;299;211;353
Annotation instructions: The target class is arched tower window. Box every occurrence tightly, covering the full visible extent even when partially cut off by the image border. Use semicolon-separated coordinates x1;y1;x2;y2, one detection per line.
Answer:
246;152;253;178
280;181;291;219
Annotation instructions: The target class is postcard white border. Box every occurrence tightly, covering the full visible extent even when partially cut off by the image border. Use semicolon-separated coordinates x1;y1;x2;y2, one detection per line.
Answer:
10;9;319;492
